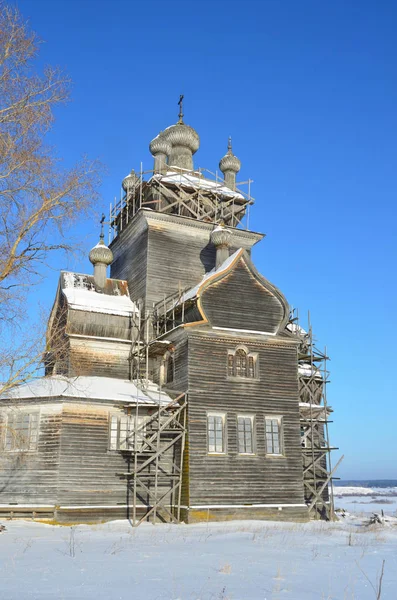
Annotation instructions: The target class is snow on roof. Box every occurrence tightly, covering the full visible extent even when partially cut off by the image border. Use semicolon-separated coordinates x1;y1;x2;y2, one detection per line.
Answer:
298;363;323;379
152;171;245;200
176;248;243;306
62;272;139;317
287;323;308;336
4;375;172;406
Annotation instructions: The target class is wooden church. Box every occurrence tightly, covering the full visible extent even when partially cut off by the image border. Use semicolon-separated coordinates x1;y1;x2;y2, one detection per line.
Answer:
0;101;336;524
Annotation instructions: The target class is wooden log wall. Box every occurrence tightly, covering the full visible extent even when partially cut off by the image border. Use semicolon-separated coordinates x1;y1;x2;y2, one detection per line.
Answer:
67;310;133;341
110;210;263;313
0;402;62;506
0;400;178;520
68;338;132;379
186;332;306;510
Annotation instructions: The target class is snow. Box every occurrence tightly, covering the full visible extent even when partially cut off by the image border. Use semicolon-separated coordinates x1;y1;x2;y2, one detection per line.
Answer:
177;248;243;305
334;485;397;497
152;170;245;200
286;323;308;335
0;508;396;600
63;287;138;316
62;271;139;317
3;375;172;406
298;363;323;378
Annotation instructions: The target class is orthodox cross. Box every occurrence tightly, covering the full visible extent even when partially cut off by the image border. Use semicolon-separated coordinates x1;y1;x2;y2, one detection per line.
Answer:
178;94;184;123
100;213;105;240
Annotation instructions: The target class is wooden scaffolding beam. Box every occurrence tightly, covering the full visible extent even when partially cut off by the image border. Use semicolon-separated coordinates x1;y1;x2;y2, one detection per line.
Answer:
116;395;187;526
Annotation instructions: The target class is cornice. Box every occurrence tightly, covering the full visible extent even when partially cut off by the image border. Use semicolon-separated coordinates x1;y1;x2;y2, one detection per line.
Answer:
111;208;264;246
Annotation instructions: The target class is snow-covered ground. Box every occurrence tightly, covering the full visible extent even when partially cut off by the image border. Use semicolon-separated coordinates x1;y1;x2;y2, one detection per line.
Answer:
334;484;397;517
1;507;396;600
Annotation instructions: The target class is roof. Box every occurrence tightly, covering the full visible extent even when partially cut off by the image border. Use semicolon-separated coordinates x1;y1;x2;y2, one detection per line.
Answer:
61;272;139;317
152;171;245;200
3;375;173;406
175;248;242;307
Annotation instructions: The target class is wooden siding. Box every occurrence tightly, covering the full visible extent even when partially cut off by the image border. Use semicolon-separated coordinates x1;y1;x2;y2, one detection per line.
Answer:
110;210;263;312
0;403;62;505
110;216;149;308
201;259;285;333
57;403;127;506
68;338;131;379
67;310;133;341
186;333;305;508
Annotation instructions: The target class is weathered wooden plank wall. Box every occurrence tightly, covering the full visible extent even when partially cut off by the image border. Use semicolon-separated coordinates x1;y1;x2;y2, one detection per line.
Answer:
186;333;305;508
201;260;285;333
0;403;62;505
110;210;263;312
68;339;131;379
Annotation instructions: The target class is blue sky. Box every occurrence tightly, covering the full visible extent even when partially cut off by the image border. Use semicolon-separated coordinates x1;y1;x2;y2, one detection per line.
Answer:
16;0;397;479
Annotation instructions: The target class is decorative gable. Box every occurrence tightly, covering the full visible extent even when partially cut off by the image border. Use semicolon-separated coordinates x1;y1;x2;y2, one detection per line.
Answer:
198;251;288;334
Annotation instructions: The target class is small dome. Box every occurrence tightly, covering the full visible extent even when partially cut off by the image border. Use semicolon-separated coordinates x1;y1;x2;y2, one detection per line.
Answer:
219;138;241;174
149;133;172;157
211;224;232;248
89;238;113;266
163;123;200;154
122;170;139;192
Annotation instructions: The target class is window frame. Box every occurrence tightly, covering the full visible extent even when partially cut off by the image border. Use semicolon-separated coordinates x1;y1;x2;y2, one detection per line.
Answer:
206;411;227;455
264;416;284;457
237;414;256;456
3;411;40;453
227;345;259;380
109;413;148;452
160;349;175;386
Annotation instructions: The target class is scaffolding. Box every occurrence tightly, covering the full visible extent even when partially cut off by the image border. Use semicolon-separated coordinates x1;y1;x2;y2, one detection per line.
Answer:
109;165;254;243
116;392;187;526
289;311;342;520
111;306;188;526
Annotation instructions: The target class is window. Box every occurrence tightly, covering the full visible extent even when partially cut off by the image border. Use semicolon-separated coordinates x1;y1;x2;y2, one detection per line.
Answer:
265;417;283;455
237;415;255;454
207;413;226;454
161;350;175;385
4;412;39;452
109;414;148;451
227;346;258;379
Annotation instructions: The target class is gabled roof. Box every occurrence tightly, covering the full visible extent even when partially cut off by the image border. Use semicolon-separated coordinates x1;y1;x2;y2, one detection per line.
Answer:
60;271;138;317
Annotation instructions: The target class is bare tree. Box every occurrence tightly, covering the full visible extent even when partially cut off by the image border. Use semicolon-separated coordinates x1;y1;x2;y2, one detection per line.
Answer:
0;3;102;395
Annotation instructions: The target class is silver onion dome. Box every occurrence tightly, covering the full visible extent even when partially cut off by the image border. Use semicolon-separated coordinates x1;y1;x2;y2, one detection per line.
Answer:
219;137;241;174
122;169;139;192
149;133;172;157
89;238;113;266
211;223;232;248
162;122;200;154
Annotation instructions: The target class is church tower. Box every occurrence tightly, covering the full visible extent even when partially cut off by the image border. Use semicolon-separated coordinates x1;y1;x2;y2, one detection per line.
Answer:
106;98;334;523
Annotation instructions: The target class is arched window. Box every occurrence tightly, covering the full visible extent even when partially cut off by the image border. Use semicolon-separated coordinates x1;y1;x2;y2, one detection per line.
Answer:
227;346;258;379
160;349;175;385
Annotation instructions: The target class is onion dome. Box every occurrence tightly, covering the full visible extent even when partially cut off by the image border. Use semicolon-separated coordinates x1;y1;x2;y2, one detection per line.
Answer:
219;137;241;174
122;169;139;192
149;133;172;157
162;122;200;154
89;237;113;267
211;223;232;248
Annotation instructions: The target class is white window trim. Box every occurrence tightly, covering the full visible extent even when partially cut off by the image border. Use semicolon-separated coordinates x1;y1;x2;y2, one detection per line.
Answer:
3;410;40;453
265;415;285;457
207;411;227;455
109;413;148;452
237;414;256;455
